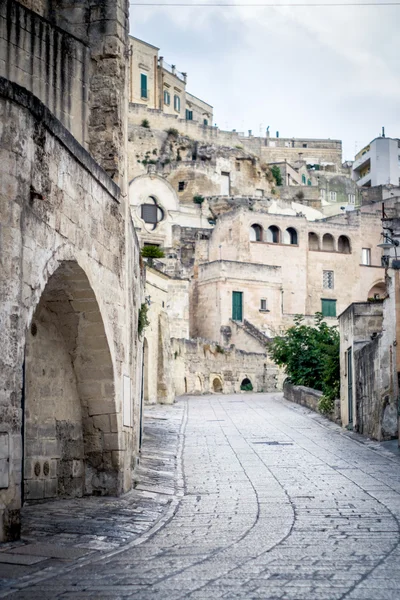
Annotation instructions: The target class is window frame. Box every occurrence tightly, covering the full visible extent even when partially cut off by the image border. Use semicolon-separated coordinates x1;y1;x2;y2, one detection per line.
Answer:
323;270;334;290
362;248;371;266
163;90;170;105
174;94;181;112
260;298;268;311
232;291;243;322
321;298;337;317
329;191;337;202
140;73;148;100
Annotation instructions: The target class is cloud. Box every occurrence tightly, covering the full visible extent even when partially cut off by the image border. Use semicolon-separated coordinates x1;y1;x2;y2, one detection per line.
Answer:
129;1;400;159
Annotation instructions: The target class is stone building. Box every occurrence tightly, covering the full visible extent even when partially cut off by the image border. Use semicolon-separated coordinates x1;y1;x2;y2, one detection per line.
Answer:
338;200;400;441
0;0;144;541
129;36;213;126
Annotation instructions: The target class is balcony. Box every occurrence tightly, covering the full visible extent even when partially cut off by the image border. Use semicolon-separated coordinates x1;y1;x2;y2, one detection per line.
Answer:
355;170;372;187
352;149;371;172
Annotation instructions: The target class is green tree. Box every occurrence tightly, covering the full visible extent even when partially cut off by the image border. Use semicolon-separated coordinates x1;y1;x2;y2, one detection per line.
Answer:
269;313;340;413
141;246;165;259
271;165;283;186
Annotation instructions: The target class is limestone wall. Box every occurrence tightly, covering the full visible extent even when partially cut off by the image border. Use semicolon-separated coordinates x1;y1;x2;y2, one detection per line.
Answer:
0;81;143;540
283;382;341;423
0;0;90;145
172;338;282;395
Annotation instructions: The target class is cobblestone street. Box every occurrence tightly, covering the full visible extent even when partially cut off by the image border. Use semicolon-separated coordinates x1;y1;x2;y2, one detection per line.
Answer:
2;393;400;599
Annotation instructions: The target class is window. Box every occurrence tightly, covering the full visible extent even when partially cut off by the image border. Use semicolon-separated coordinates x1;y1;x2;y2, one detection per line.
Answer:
302;174;306;184
235;161;241;171
329;191;337;202
303;143;308;148
221;172;230;195
307;179;312;186
232;291;243;321
348;193;356;204
185;109;193;120
140;197;164;230
321;298;336;317
163;90;170;105
250;224;263;242
203;119;208;126
255;189;264;197
323;270;334;289
178;181;185;192
140;73;148;99
260;298;268;311
362;248;371;265
174;95;180;112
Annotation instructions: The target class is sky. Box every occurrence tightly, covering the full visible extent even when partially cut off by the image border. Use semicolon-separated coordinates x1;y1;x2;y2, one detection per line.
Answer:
129;1;400;161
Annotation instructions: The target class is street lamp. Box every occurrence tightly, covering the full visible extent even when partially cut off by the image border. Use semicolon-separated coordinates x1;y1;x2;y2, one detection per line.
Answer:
377;233;399;266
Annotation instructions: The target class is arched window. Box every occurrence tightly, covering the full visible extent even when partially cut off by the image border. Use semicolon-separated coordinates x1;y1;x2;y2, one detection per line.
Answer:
240;378;253;391
250;224;263;242
308;232;319;250
266;225;280;244
367;281;386;300
283;227;298;245
338;235;351;254
140;196;164;231
322;233;335;251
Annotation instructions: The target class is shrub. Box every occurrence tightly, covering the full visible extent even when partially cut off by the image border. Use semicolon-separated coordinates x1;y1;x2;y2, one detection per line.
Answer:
241;381;253;391
141;246;165;259
215;344;225;354
166;127;179;137
269;313;340;410
138;303;149;337
193;195;205;205
271;165;283;186
295;190;305;201
141;119;150;129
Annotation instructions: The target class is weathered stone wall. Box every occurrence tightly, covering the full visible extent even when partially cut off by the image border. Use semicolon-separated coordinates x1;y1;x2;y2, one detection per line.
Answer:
2;0;130;184
283;382;341;423
172;338;282;396
0;80;143;540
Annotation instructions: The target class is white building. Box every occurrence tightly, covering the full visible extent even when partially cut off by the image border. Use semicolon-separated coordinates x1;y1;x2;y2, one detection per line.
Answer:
352;136;400;187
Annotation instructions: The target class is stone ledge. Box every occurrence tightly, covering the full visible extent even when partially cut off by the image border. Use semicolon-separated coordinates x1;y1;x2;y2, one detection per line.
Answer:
0;76;120;203
284;380;341;423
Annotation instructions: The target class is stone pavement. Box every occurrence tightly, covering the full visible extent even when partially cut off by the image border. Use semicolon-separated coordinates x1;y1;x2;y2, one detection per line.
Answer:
2;393;400;599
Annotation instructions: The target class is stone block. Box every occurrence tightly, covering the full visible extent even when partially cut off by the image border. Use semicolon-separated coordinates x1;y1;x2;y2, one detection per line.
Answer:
93;414;111;432
87;401;116;416
72;459;84;478
103;433;121;451
44;478;57;498
25;479;44;501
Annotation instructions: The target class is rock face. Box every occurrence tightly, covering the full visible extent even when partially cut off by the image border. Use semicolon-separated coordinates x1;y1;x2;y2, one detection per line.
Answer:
0;0;143;543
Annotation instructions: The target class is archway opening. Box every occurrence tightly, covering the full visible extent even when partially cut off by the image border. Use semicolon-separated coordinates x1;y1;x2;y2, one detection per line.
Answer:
322;233;335;251
338;235;351;254
308;232;319;250
250;224;263;242
283;227;298;245
240;378;253;391
195;376;202;392
24;261;119;503
184;377;188;393
266;225;280;244
212;378;223;393
368;281;386;300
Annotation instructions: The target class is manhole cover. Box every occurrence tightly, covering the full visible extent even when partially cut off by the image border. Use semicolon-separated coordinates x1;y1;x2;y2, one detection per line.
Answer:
252;441;293;446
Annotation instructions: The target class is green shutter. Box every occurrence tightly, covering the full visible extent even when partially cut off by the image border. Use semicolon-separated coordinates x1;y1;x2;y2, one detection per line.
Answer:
141;74;147;99
232;291;243;321
321;299;336;317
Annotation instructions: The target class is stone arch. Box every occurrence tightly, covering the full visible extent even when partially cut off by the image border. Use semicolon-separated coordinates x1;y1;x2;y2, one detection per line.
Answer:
308;232;319;250
250;224;263;242
338;235;351;254
322;233;335;251
212;377;223;393
240;378;253;391
283;227;298;245
184;377;188;393
195;375;203;392
24;261;120;502
143;338;149;402
266;225;280;244
368;281;386;300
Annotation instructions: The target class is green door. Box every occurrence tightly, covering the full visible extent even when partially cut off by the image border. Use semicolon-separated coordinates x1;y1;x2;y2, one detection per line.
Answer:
347;348;353;428
232;291;243;321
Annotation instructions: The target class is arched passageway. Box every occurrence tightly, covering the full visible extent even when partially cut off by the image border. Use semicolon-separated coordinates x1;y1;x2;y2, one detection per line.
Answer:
368;281;386;300
240;378;253;391
212;378;223;393
24;261;119;502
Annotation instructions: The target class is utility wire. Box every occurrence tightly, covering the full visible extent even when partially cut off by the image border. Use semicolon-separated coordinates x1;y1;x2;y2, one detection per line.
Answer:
130;2;400;5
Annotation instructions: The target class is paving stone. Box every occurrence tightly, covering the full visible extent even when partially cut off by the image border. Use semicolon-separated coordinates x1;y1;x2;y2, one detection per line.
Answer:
0;553;48;565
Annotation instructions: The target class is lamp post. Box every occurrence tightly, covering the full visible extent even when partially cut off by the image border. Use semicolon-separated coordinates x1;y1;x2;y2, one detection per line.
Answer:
377;233;399;267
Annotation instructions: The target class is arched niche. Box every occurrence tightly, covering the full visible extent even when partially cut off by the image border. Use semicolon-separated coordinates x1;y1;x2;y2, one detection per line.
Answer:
250;224;263;242
266;225;280;244
24;261;119;502
322;233;335;252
